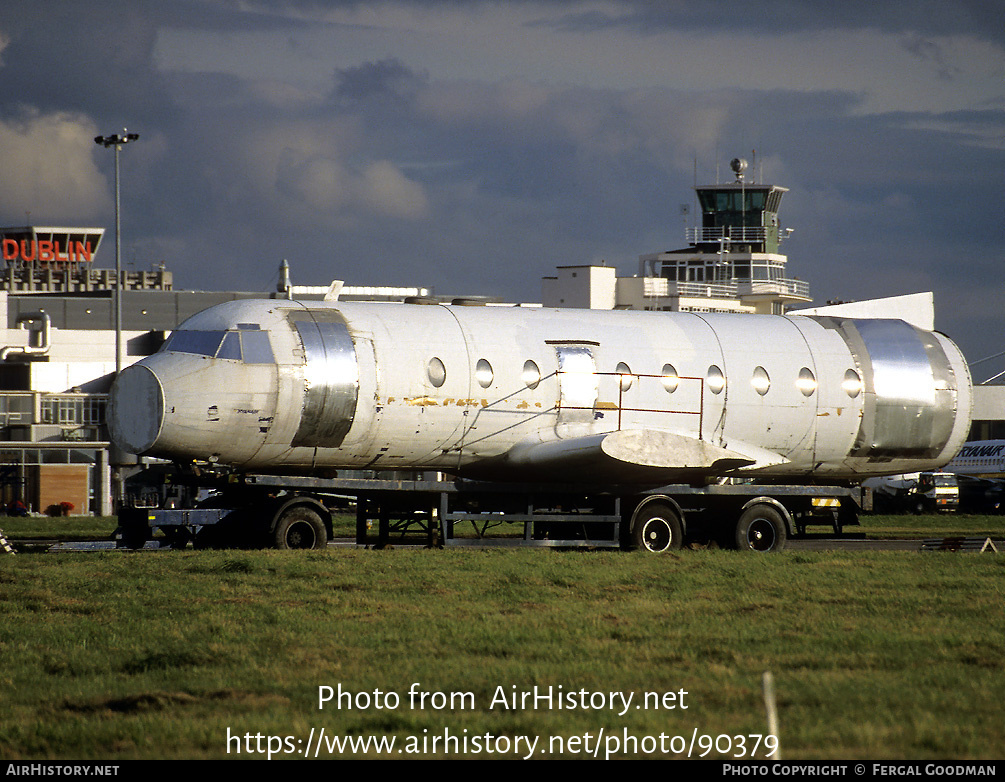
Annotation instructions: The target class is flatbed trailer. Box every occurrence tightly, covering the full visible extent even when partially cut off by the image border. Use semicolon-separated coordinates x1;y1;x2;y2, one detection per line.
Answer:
116;467;866;553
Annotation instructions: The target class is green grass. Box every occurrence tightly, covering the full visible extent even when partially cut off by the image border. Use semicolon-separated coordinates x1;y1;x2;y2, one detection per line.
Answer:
1;547;1004;760
858;513;1005;540
0;515;118;542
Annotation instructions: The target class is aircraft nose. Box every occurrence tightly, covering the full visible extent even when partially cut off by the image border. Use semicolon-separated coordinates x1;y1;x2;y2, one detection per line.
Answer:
108;363;165;455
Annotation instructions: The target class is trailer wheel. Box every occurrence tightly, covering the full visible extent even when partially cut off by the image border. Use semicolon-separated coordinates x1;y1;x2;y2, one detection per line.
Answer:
631;503;683;553
734;505;787;552
274;506;327;550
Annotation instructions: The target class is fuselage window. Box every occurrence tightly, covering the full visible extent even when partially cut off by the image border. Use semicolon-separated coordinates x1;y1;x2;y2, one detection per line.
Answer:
616;362;633;392
428;357;446;388
522;360;541;389
661;363;679;393
476;358;494;388
797;367;817;397
843;369;863;398
707;365;725;394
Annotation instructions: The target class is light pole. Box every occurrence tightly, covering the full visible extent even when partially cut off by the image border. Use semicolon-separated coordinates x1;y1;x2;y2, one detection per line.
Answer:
94;130;139;375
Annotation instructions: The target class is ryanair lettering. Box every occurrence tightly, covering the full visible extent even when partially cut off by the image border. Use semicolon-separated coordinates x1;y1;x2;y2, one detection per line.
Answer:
958;444;1005;459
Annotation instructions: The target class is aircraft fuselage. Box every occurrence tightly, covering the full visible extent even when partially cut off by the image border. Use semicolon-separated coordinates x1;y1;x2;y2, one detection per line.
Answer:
108;299;972;484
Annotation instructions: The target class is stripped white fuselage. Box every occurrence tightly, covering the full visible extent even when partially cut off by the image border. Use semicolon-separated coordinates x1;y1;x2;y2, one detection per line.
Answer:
108;299;972;484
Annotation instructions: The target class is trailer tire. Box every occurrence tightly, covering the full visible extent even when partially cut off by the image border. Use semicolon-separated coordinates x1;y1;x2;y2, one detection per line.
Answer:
274;506;327;550
734;505;787;552
631;503;683;553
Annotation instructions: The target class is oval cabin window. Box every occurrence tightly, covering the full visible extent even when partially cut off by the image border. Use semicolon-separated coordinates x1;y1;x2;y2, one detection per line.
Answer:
428;357;446;388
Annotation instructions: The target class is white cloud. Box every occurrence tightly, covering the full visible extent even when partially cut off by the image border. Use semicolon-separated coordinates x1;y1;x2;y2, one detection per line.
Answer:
274;152;428;222
0;110;112;222
276;149;353;214
359;160;429;219
225;119;429;225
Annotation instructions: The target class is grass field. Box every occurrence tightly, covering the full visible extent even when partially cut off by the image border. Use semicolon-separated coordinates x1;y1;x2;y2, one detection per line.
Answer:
856;513;1004;541
0;516;120;543
1;514;1004;760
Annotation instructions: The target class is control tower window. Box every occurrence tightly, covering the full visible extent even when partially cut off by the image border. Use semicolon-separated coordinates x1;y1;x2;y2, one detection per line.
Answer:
687;265;705;282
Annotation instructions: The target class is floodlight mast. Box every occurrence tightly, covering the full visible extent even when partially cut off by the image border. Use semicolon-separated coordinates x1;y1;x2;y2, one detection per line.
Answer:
94;130;140;375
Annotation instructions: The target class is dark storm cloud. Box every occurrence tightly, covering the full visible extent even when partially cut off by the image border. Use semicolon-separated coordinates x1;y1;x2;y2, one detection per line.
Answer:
528;0;1005;44
0;0;1002;366
331;58;426;105
901;34;958;81
0;1;171;126
223;0;1003;40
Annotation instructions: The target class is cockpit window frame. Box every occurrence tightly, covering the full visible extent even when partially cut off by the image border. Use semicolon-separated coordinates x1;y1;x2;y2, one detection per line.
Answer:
241;330;274;364
162;330;228;358
161;328;274;364
216;331;242;360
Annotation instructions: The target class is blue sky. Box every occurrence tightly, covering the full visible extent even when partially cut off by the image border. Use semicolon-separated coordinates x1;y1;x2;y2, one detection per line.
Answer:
1;0;1003;374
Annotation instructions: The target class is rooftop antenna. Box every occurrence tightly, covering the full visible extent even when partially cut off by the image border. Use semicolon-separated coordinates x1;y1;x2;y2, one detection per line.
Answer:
732;158;749;253
278;258;292;299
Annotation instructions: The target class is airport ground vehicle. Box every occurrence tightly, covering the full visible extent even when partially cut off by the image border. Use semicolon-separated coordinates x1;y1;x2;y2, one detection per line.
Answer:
914;472;960;513
107;295;966;553
866;472;959;514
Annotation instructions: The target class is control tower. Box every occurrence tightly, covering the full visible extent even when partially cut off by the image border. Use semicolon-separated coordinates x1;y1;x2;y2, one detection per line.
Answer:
637;158;810;314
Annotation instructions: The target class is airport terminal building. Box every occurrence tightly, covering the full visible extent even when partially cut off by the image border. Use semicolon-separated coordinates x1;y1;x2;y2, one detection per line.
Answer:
0;227;456;516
